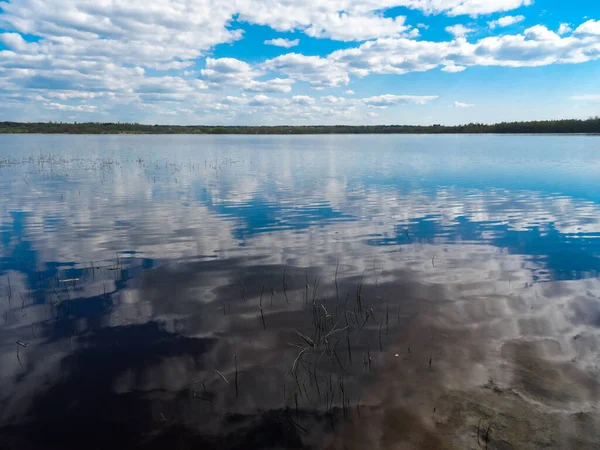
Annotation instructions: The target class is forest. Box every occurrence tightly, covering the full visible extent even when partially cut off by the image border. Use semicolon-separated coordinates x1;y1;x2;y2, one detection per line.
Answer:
1;118;599;134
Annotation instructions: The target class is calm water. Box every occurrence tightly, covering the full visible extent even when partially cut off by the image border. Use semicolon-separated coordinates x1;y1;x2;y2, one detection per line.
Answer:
1;134;600;449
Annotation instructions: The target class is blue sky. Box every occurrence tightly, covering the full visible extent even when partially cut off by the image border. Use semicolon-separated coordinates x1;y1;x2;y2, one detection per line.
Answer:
0;0;598;125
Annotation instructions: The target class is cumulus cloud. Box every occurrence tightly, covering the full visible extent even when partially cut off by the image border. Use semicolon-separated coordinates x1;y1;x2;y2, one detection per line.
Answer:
43;102;97;112
0;32;37;52
442;64;467;72
245;78;294;93
42;91;104;100
0;0;598;123
176;92;438;124
236;3;421;41
264;38;300;48
199;57;294;92
0;0;243;67
327;23;600;80
454;101;474;108
291;95;315;105
440;0;533;16
4;19;600;106
0;0;535;65
445;24;475;37
149;61;195;71
200;58;260;84
247;94;286;107
321;95;347;104
488;15;525;29
302;14;412;41
558;23;572;35
262;53;350;87
345;90;355;95
330;38;449;76
574;20;600;36
265;0;533;19
361;94;438;107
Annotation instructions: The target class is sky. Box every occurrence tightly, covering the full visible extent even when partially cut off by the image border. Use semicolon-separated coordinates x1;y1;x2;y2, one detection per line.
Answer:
0;0;599;125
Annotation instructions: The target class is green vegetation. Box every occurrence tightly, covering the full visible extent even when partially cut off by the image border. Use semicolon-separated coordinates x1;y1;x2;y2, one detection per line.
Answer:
1;118;599;134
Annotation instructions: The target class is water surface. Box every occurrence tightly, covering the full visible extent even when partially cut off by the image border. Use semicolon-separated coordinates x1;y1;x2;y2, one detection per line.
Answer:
1;134;600;449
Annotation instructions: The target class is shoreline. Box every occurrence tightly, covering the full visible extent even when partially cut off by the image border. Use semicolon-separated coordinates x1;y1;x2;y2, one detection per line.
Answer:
1;132;599;136
1;119;599;135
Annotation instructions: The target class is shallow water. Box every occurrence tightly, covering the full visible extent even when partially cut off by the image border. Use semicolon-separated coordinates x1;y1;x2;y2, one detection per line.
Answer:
1;134;600;449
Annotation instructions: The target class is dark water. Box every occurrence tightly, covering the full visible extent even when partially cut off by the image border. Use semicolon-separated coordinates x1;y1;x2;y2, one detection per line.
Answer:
1;134;600;449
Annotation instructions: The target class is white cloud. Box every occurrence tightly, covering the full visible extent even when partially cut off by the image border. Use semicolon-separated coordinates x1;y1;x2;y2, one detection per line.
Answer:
262;53;350;87
0;0;598;123
149;61;195;71
5;17;599;123
247;94;285;107
250;0;533;19
445;24;475;38
264;38;300;48
199;57;260;88
366;111;379;118
235;3;421;41
0;32;38;52
303;14;412;41
199;57;294;92
201;58;258;80
442;64;467;73
43;102;97;112
0;0;243;67
570;95;600;101
0;0;537;75
321;95;347;104
234;0;534;42
361;94;438;107
558;23;572;35
330;38;449;76
155;91;437;124
328;23;600;80
574;20;600;36
454;101;474;108
245;78;294;93
43;91;103;100
345;90;355;95
440;0;533;16
488;15;525;29
291;95;315;105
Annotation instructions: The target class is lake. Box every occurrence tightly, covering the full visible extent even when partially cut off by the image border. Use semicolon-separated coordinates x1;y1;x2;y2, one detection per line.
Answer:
1;134;600;449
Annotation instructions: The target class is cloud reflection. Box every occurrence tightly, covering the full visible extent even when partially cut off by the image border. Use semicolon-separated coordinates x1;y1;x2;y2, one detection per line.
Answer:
1;135;600;448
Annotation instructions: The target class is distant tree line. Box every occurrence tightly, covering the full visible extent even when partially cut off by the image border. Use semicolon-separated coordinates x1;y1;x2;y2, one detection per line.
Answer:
1;118;599;134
